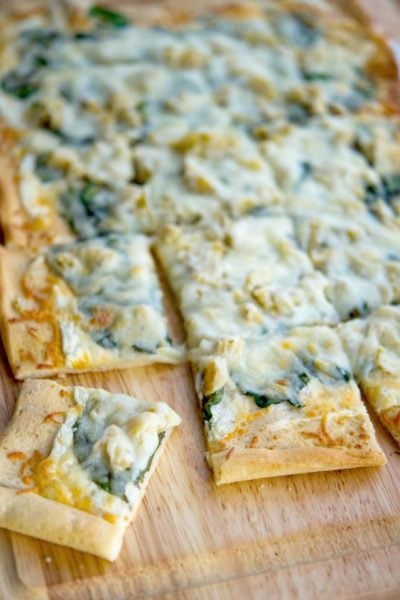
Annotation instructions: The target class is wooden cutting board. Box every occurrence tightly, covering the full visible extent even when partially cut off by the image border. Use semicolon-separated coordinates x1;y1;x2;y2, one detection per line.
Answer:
2;1;400;598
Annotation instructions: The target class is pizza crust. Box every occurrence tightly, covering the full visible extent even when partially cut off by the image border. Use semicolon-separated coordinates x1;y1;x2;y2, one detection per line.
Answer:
0;379;176;560
206;405;386;485
209;445;386;485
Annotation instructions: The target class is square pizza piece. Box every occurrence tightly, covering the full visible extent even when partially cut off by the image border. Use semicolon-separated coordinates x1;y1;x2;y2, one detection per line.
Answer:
339;305;400;446
155;216;338;347
0;233;183;379
0;379;181;560
294;213;400;320
190;326;385;485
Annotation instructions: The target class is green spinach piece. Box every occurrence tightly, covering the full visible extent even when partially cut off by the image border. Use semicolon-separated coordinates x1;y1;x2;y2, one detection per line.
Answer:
59;182;113;238
287;102;313;125
298;372;310;386
302;71;332;82
73;418;96;464
1;70;39;99
95;478;112;493
93;329;117;350
132;344;155;354
21;29;62;48
243;390;303;409
89;5;129;28
135;431;165;486
364;175;400;214
202;388;224;421
336;367;351;382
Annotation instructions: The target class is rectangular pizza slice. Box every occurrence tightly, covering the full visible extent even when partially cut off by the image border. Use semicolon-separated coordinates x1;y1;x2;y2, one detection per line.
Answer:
0;233;182;379
339;305;400;446
294;212;400;320
260;115;380;217
155;215;338;347
0;379;181;560
190;326;385;484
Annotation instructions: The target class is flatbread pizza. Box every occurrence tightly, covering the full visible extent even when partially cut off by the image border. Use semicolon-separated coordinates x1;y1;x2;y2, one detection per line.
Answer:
0;379;181;559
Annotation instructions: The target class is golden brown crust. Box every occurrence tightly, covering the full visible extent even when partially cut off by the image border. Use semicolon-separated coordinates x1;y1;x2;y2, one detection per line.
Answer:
209;445;387;485
0;379;175;560
0;486;127;561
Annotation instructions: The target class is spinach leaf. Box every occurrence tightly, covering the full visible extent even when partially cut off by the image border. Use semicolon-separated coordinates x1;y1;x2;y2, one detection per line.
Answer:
202;388;224;421
21;29;62;48
73;418;96;463
363;175;400;214
1;70;39;99
287;102;312;125
93;329;117;349
132;344;156;354
135;431;165;487
298;372;310;386
303;71;332;82
243;390;303;409
348;301;369;320
59;182;113;238
89;5;129;28
74;32;98;41
95;478;112;493
336;367;351;382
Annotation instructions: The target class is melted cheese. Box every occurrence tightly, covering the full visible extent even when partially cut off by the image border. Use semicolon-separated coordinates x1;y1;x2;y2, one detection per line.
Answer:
33;386;181;520
0;4;392;242
156;216;338;345
295;213;400;319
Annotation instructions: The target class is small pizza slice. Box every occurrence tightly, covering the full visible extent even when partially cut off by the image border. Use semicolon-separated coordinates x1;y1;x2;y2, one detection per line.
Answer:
339;305;400;446
0;379;181;560
260;115;383;217
0;233;182;379
190;326;385;484
294;212;400;320
155;216;338;347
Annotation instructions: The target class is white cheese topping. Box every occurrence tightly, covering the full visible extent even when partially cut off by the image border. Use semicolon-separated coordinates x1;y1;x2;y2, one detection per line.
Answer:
36;386;180;520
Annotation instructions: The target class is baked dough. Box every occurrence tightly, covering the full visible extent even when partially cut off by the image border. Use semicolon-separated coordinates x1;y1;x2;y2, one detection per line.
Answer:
0;379;181;559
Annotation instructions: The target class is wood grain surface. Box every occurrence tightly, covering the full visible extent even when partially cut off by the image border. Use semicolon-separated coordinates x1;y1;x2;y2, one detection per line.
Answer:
1;1;400;599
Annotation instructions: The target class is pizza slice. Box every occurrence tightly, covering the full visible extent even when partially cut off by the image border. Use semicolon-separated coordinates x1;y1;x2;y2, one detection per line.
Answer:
294;212;400;320
0;379;181;560
260;115;385;217
155;215;338;347
0;233;182;379
190;326;385;484
339;305;400;446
